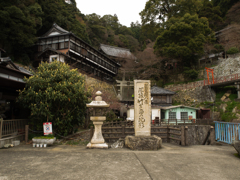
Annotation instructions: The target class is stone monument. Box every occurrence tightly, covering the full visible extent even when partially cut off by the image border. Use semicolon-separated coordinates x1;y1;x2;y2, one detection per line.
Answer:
86;91;109;149
134;80;151;136
125;80;162;150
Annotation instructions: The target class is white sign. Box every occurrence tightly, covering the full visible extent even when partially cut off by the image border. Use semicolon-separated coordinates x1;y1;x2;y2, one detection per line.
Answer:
43;122;52;135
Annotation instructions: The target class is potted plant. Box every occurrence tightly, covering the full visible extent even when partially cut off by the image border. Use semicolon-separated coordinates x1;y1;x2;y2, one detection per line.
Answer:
32;134;56;145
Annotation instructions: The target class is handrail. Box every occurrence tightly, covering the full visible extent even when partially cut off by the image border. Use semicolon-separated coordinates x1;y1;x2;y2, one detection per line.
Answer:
0;119;28;139
165;72;240;91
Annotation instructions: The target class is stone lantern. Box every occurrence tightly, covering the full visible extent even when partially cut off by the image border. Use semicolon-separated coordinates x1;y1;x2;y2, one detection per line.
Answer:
86;91;109;148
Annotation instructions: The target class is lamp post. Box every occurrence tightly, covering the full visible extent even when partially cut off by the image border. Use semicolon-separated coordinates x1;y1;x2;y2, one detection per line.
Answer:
86;91;109;149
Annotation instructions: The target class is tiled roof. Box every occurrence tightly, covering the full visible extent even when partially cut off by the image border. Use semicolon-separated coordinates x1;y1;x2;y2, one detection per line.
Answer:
41;23;69;37
151;86;175;95
99;44;136;59
0;57;32;75
161;105;199;110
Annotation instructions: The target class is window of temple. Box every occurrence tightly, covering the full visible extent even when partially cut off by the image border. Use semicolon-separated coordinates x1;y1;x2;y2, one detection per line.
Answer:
59;36;64;42
64;42;68;48
53;37;58;43
52;43;58;49
59;42;64;49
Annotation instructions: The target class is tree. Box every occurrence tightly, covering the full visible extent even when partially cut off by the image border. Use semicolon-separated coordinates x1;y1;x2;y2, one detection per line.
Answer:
17;61;89;136
154;13;215;67
37;0;90;44
198;0;223;31
140;0;179;25
0;0;43;64
139;0;202;25
100;14;120;31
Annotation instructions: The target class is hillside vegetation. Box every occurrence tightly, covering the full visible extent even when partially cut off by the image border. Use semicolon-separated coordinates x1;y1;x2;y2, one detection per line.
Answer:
0;0;239;82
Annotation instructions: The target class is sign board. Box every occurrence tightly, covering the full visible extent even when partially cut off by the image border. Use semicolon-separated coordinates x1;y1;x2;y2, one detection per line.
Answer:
43;122;52;135
189;116;193;120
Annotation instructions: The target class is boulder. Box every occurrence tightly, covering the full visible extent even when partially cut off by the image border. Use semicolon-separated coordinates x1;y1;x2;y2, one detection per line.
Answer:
233;140;240;155
125;135;162;150
220;104;227;112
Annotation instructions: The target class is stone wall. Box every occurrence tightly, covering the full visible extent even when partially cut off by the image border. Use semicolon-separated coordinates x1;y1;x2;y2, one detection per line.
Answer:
173;86;216;106
85;75;116;93
185;125;213;145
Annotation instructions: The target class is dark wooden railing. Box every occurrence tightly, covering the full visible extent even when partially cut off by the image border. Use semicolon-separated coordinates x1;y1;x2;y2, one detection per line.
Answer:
90;120;189;145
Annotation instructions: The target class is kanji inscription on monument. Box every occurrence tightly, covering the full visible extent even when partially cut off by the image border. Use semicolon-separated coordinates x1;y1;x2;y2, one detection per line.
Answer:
134;80;151;136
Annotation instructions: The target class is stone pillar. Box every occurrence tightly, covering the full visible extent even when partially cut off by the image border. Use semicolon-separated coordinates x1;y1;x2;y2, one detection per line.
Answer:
134;80;151;136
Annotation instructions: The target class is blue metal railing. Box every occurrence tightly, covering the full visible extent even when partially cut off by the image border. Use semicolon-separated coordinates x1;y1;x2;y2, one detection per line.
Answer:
214;121;240;144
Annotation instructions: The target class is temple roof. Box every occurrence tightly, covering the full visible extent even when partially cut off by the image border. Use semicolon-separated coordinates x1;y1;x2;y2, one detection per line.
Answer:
99;44;136;59
0;58;32;75
151;86;175;95
41;23;70;37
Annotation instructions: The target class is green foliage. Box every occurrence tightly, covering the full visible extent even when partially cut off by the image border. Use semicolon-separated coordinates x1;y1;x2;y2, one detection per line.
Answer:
183;67;198;80
140;0;202;25
17;61;89;136
37;0;90;44
227;47;239;54
34;135;55;139
214;44;224;53
198;0;223;31
106;110;119;121
0;0;43;63
154;13;215;67
234;153;240;159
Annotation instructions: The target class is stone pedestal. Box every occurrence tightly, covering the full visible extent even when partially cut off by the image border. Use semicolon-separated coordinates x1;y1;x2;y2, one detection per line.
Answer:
125;135;162;150
87;116;108;149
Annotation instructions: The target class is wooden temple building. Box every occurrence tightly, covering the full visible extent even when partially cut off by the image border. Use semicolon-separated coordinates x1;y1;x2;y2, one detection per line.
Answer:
33;23;121;82
0;49;32;119
99;44;136;64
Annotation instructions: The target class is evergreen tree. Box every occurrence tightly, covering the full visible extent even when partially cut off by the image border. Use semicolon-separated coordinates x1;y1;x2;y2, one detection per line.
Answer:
154;13;215;67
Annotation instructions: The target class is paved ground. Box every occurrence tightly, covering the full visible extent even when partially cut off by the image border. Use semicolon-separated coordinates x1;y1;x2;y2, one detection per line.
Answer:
0;143;239;180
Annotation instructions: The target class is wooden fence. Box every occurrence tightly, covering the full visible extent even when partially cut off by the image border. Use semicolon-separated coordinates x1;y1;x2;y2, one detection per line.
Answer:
160;119;214;125
90;120;189;145
0;119;28;139
100;119;214;127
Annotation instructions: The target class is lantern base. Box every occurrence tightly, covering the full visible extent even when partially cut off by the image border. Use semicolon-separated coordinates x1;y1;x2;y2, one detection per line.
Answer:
86;142;108;149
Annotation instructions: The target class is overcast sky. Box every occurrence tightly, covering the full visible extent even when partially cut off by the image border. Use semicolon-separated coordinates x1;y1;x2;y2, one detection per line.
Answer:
75;0;148;27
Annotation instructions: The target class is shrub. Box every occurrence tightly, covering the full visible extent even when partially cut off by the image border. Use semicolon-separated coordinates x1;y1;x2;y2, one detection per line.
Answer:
17;61;90;136
183;67;198;80
227;47;239;54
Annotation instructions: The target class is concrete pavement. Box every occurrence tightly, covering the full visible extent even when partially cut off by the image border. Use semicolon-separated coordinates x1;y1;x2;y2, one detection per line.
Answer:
0;143;239;180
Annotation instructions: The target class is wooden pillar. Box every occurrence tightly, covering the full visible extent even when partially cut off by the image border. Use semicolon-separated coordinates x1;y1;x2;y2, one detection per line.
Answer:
181;126;185;146
185;126;188;146
167;126;170;143
0;118;3;139
25;125;29;144
210;126;215;145
122;124;125;138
